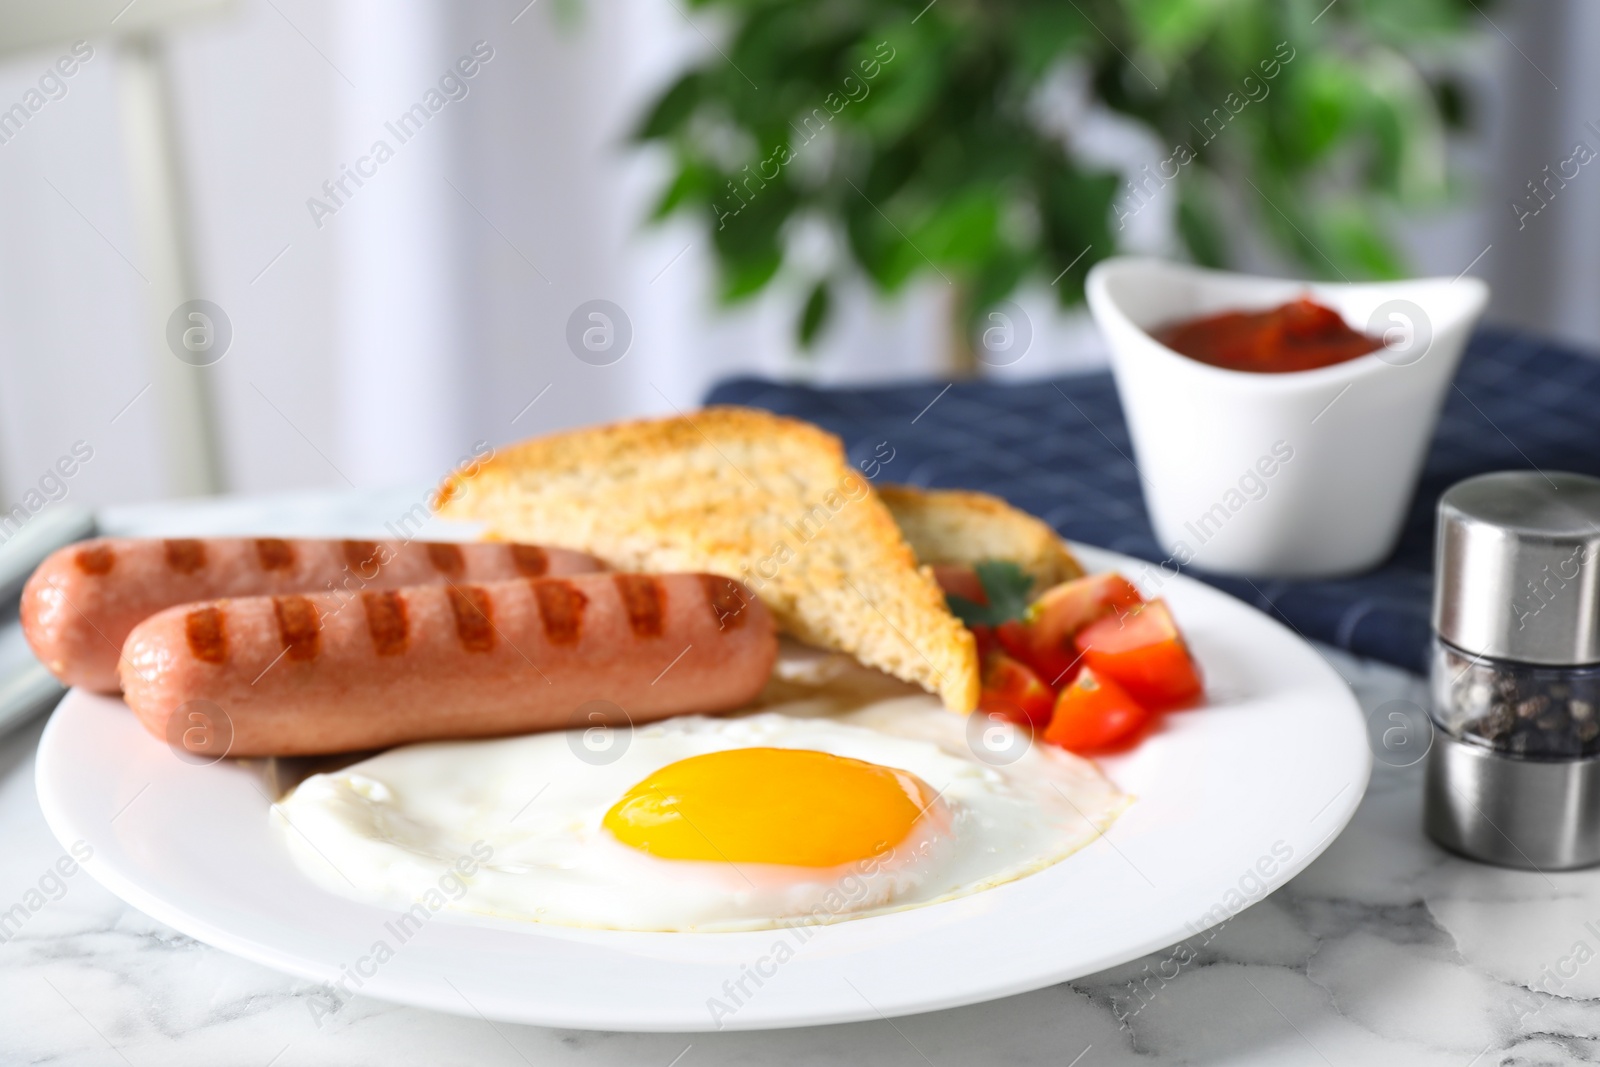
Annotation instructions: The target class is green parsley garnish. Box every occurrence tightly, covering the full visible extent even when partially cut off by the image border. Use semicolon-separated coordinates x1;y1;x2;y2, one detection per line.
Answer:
943;560;1034;626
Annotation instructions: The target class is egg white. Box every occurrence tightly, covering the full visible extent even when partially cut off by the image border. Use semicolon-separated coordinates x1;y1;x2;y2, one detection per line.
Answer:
275;649;1130;932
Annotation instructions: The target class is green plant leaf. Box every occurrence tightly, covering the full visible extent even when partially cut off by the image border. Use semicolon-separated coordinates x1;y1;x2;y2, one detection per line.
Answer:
845;190;927;293
1319;202;1406;279
853;29;942;141
1013;7;1093;79
650;162;710;221
630;0;1480;323
1356;0;1479;44
719;246;783;302
969;250;1030;324
798;279;831;347
1037;163;1118;305
634;72;701;141
1177;178;1228;267
1128;0;1237;65
913;188;1001;268
1282;56;1367;163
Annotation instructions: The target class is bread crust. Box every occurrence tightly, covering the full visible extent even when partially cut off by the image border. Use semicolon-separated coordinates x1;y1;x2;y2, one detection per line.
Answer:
877;484;1083;593
441;407;981;712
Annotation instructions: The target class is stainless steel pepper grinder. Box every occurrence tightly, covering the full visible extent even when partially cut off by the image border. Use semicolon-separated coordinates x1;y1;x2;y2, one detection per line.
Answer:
1425;470;1600;869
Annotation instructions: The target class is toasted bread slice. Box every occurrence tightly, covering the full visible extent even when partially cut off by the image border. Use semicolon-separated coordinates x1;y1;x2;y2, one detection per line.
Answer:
878;484;1083;594
438;407;979;712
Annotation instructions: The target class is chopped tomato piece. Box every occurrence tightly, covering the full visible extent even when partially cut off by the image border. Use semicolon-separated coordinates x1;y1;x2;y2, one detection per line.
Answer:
1004;626;1082;689
977;652;1056;728
1028;573;1145;644
1073;599;1203;711
931;563;988;606
1012;573;1145;686
1043;667;1151;753
988;618;1058;681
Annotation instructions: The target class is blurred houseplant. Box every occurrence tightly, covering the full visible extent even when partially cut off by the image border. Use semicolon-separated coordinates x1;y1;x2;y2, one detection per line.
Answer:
635;0;1482;371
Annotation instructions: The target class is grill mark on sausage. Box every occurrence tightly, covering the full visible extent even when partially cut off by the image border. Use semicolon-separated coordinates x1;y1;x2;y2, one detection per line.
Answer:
255;538;296;571
185;606;227;664
342;540;382;578
509;543;549;577
273;595;322;661
427;543;465;577
75;544;115;575
533;579;587;645
448;585;496;652
165;539;206;575
614;574;665;638
361;590;409;656
701;575;751;630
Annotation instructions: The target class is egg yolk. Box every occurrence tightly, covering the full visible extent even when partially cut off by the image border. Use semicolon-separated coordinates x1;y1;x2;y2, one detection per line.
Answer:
603;748;933;868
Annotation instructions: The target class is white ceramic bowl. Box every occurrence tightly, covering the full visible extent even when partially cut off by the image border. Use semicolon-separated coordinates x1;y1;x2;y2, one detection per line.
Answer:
1087;257;1490;578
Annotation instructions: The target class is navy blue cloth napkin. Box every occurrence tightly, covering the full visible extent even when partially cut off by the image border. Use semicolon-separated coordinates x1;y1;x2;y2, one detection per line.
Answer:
704;327;1600;676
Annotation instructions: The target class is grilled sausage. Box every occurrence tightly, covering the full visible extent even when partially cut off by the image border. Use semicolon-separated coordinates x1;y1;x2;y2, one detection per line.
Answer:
120;573;775;756
23;537;603;692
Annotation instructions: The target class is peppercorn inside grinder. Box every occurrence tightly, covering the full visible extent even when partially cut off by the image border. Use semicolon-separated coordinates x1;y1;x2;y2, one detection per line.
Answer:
1425;471;1600;869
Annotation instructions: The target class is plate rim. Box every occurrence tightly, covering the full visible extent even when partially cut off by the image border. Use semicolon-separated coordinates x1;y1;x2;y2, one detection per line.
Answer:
34;542;1373;1032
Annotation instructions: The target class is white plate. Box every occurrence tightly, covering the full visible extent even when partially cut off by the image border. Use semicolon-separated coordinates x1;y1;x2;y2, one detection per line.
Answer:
34;545;1370;1032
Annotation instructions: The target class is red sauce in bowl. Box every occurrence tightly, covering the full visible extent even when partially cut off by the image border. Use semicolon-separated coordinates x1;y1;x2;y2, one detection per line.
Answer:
1154;298;1383;373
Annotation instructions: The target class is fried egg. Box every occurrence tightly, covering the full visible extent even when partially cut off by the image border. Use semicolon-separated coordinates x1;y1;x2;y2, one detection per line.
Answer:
275;650;1129;932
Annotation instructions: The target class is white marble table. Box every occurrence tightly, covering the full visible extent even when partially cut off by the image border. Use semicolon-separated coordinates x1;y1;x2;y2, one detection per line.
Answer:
4;491;1597;1066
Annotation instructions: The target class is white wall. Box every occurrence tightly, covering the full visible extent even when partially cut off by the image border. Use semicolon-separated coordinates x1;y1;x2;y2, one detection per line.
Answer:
0;34;170;507
0;0;982;511
0;0;1588;512
1477;0;1600;349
